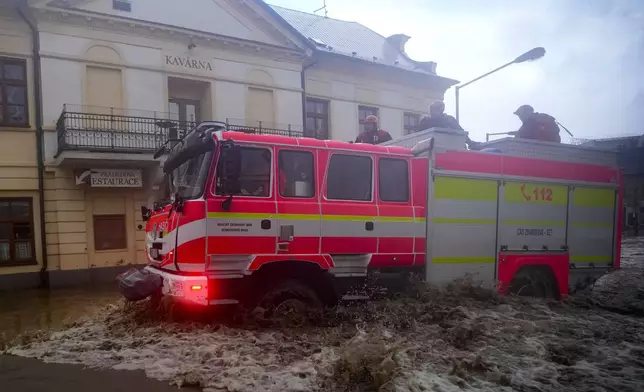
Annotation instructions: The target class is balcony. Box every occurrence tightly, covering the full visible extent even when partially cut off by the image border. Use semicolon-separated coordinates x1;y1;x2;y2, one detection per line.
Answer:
53;105;304;167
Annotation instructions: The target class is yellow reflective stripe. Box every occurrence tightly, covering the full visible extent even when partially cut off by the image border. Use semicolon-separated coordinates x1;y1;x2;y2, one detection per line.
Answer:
571;256;613;263
574;187;615;208
208;212;274;219
433;257;496;264
322;215;374;221
378;216;415;223
504;182;568;205
573;222;613;228
279;214;320;221
503;220;566;226
434;177;497;201
208;212;423;223
434;217;496;225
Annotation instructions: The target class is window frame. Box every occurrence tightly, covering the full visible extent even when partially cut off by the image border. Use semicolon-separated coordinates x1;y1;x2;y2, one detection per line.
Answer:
403;112;421;135
93;214;127;251
0;197;36;267
278;149;316;199
325;153;374;202
358;106;379;134
378;158;410;203
305;98;329;140
212;145;274;199
0;57;29;128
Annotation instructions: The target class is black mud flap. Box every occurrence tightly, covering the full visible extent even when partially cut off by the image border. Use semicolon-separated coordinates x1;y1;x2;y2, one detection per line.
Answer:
117;268;163;302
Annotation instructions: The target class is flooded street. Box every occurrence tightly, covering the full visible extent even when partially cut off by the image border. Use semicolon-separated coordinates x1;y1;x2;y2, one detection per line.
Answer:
0;286;119;344
1;237;643;392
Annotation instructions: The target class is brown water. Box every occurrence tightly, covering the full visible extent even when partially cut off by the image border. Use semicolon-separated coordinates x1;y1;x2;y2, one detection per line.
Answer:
0;286;119;342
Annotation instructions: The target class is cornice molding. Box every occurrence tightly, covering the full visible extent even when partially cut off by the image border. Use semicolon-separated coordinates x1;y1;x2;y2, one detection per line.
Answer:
33;6;308;64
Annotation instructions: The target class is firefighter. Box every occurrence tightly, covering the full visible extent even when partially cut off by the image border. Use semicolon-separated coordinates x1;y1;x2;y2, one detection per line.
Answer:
512;105;561;143
415;101;463;132
355;115;392;144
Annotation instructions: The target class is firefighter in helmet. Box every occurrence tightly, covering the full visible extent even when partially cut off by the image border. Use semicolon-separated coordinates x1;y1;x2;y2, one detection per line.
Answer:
355;115;392;145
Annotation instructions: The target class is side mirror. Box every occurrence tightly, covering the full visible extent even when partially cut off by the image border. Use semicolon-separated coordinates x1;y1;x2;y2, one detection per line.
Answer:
153;145;166;159
219;144;242;195
140;206;151;221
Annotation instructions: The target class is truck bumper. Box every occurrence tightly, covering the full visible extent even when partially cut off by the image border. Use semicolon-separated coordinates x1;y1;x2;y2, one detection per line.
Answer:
143;266;244;306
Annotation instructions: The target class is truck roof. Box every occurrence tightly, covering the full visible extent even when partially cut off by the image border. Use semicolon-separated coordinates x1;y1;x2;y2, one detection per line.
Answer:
220;131;413;156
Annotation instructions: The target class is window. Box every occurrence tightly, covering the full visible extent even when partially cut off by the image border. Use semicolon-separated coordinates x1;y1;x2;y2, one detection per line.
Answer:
216;147;272;197
358;106;379;134
170;151;212;200
112;0;132;12
94;215;127;251
0;58;28;127
379;158;409;202
404;112;421;135
305;98;329;139
327;154;372;201
0;198;35;265
279;150;315;198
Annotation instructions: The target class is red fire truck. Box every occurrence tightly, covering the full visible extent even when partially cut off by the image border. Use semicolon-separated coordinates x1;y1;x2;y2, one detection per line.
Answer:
127;121;622;314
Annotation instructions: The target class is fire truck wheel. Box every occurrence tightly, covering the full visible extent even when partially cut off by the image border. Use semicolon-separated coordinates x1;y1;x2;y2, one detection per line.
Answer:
508;266;560;300
257;280;323;323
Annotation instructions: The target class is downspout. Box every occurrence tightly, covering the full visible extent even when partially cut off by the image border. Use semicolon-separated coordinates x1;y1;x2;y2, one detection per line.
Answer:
17;4;48;287
301;59;317;137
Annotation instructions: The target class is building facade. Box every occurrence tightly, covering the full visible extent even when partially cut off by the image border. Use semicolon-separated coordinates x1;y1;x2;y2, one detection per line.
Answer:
583;135;644;234
0;0;456;290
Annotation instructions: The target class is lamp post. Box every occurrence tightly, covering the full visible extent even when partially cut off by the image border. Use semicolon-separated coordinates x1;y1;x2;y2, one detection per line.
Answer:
455;47;546;123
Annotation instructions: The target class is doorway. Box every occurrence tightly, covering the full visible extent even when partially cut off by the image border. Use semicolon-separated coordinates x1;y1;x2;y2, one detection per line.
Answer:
167;77;211;139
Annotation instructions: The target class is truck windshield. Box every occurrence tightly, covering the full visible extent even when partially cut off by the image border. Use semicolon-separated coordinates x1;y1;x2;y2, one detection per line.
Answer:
169;151;213;200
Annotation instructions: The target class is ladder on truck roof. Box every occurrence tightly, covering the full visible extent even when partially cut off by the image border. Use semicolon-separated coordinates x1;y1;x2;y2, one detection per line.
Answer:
382;128;618;167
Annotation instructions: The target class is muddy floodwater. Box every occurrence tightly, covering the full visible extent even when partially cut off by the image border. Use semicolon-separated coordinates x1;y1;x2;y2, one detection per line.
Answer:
1;237;643;392
0;286;118;343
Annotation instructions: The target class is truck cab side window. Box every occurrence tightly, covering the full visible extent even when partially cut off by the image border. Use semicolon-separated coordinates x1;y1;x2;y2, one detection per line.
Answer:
327;154;372;201
216;147;272;197
379;158;409;202
279;150;315;198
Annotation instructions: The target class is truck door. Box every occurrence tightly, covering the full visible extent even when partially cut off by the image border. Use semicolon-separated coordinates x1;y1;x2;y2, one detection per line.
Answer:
275;147;321;255
207;145;277;271
372;156;415;267
319;151;378;277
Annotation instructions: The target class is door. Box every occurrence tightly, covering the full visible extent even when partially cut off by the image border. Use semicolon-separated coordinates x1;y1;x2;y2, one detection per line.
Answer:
207;145;277;272
320;152;378;255
275;147;321;255
168;98;200;139
372;156;415;267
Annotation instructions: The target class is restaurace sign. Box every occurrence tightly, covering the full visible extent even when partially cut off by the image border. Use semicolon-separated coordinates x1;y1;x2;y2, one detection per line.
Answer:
75;169;143;188
165;55;213;71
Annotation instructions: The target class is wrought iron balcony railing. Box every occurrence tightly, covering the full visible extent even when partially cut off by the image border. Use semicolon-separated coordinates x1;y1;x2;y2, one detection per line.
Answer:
55;105;305;156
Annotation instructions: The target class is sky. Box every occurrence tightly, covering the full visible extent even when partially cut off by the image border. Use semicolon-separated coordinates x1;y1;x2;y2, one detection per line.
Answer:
267;0;644;142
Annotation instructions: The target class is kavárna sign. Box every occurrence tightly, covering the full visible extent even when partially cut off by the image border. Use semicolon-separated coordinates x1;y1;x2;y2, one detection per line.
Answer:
75;169;143;188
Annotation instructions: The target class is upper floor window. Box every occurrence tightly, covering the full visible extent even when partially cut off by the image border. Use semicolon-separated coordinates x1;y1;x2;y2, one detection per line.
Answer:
279;150;315;198
327;154;372;201
404;112;421;135
112;0;132;12
0;198;35;266
358;106;379;134
0;58;28;127
379;158;409;202
216;147;272;197
305;98;329;140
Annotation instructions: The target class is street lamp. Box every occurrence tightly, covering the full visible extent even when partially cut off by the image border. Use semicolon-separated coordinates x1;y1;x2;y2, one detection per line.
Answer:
454;47;546;122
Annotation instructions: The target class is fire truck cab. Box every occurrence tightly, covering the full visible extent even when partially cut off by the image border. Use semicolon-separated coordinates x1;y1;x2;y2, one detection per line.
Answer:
135;122;622;313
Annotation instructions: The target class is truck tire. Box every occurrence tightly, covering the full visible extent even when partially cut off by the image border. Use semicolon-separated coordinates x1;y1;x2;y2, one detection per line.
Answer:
508;266;560;300
256;279;323;324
